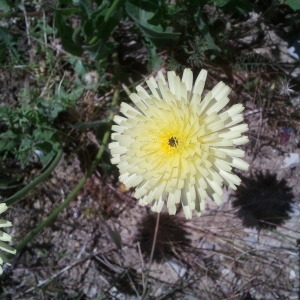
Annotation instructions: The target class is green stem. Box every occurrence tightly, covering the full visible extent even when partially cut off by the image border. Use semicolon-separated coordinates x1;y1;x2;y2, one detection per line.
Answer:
15;89;119;253
104;0;122;23
5;147;63;206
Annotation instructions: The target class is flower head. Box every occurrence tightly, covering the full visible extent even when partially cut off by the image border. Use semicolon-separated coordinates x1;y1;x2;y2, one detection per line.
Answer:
109;69;249;219
0;203;16;275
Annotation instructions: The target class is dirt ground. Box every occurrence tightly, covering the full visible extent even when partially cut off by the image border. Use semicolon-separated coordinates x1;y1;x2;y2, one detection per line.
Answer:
1;5;300;300
1;71;300;299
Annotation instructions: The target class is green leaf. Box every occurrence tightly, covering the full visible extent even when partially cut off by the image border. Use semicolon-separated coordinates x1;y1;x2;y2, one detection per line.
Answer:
63;85;85;102
127;0;159;11
54;12;83;56
0;26;20;62
92;2;123;41
284;0;300;10
79;0;93;18
215;0;254;14
68;57;87;78
34;141;57;168
37;97;63;120
144;40;162;70
53;1;121;59
194;9;220;51
147;4;175;28
0;0;10;13
82;39;115;60
125;2;179;47
0;139;17;153
49;6;79;16
33;127;56;143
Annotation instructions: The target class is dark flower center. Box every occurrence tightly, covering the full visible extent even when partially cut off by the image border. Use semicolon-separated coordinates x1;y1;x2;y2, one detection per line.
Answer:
168;136;178;147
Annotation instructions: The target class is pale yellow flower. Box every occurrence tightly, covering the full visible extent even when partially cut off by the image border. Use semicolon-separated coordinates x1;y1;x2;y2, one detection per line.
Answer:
109;69;249;219
0;203;16;275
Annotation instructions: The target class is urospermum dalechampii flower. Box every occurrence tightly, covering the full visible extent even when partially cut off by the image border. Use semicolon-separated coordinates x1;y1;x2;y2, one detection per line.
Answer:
109;69;249;219
0;203;16;275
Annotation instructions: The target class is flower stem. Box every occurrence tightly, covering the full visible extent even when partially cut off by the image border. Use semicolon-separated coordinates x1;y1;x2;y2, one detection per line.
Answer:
149;213;160;265
141;212;160;299
15;89;119;253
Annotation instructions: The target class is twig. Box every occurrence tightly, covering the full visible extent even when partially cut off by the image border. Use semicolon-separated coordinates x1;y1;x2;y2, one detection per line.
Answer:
23;248;98;294
22;247;115;295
